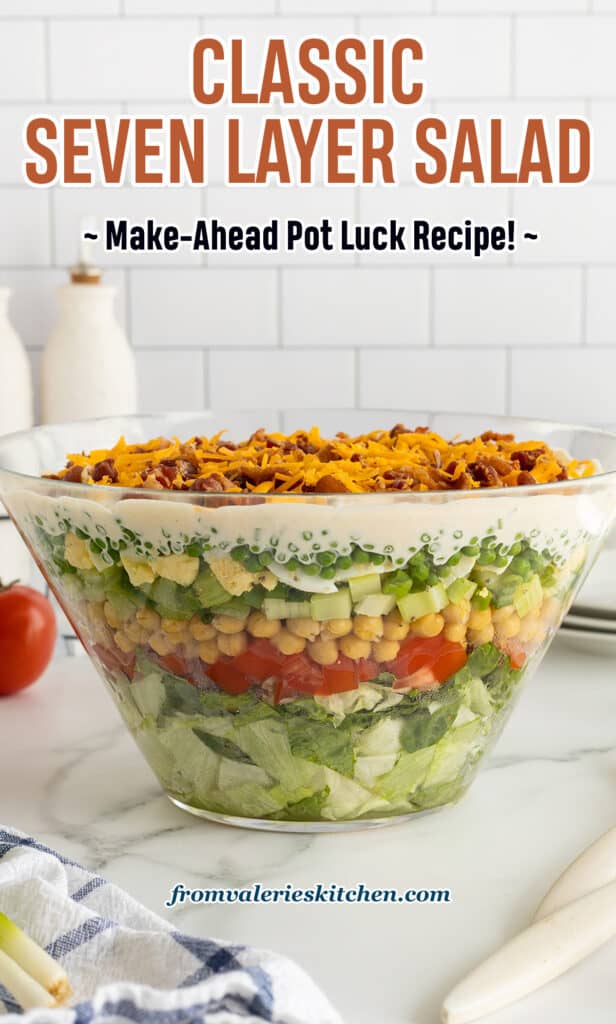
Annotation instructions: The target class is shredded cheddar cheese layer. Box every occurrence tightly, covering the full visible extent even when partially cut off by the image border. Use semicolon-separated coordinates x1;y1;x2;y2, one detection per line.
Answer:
47;425;596;493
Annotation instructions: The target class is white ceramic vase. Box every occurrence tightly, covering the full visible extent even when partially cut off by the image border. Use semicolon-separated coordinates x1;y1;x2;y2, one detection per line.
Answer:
0;287;33;436
0;287;34;581
42;283;138;424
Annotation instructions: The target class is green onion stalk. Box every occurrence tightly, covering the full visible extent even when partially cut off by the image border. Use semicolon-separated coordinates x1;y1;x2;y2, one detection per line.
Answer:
0;912;72;1009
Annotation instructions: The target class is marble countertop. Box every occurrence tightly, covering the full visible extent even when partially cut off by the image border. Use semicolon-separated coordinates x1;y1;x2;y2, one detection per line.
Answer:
1;639;614;1024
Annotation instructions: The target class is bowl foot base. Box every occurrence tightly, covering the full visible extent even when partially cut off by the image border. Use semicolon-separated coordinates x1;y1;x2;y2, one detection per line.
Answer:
167;795;451;832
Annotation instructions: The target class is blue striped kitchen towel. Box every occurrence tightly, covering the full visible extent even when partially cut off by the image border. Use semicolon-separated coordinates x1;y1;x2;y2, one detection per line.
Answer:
0;828;342;1024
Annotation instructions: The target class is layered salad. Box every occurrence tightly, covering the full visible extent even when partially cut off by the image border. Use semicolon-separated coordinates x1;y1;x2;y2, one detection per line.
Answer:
22;425;596;825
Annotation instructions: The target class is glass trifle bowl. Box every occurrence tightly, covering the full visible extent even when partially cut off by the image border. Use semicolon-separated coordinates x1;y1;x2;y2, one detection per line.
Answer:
1;412;615;832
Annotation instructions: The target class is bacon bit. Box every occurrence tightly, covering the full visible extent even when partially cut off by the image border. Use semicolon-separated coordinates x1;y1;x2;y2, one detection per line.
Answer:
451;471;473;489
295;434;318;454
190;474;229;492
141;465;178;489
91;458;118;483
313;474;352;493
481;430;515;443
64;464;87;483
485;455;515;476
317;444;342;463
468;460;501;487
47;426;595;494
161;458;196;479
512;449;539;471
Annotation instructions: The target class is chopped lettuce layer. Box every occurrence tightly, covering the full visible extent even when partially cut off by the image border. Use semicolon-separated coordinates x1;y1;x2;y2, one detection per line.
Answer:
100;642;523;822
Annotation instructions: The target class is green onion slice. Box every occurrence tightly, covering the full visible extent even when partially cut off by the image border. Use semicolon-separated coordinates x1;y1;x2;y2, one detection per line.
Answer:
0;912;72;1008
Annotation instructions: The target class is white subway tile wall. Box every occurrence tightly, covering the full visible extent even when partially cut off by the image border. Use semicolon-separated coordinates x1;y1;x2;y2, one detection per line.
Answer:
281;268;430;347
49;20;201;101
210;349;356;409
0;22;45;101
586;268;616;345
135;349;206;412
359;348;507;413
434;268;583;347
130;268;278;347
0;6;614;429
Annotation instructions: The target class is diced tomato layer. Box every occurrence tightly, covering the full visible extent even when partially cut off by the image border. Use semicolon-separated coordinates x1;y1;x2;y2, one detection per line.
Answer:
200;633;470;700
94;642;136;680
389;636;468;692
502;640;527;670
208;659;253;695
232;639;285;682
105;626;523;703
356;658;379;683
159;652;191;678
275;652;324;700
322;655;358;695
273;652;366;702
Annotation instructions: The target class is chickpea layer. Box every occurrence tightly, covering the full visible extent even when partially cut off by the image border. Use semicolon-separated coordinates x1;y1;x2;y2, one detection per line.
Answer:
96;587;555;677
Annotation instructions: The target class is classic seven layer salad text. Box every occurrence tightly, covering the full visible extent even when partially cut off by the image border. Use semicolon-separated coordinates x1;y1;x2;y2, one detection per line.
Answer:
32;426;595;823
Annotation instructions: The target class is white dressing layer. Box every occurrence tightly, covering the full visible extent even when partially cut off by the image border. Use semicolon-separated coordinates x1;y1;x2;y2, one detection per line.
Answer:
10;485;614;567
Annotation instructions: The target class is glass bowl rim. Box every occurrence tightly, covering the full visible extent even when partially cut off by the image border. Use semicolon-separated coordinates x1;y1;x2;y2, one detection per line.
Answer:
0;410;615;503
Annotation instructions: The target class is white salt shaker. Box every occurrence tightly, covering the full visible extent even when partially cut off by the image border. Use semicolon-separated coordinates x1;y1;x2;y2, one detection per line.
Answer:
42;239;138;424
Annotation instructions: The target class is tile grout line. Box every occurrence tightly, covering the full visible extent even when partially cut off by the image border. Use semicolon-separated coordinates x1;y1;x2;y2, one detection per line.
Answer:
43;17;55;268
276;267;283;347
101;344;616;353
198;13;208;272
203;348;210;410
509;14;516;100
0;94;603;107
124;269;133;344
428;267;435;347
353;9;361;268
4;262;616;274
42;18;52;101
505;348;512;416
581;265;589;345
354;348;360;410
0;10;613;21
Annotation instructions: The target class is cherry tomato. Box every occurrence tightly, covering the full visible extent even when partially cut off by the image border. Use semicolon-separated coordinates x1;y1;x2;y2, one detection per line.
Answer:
389;635;467;692
0;584;56;696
